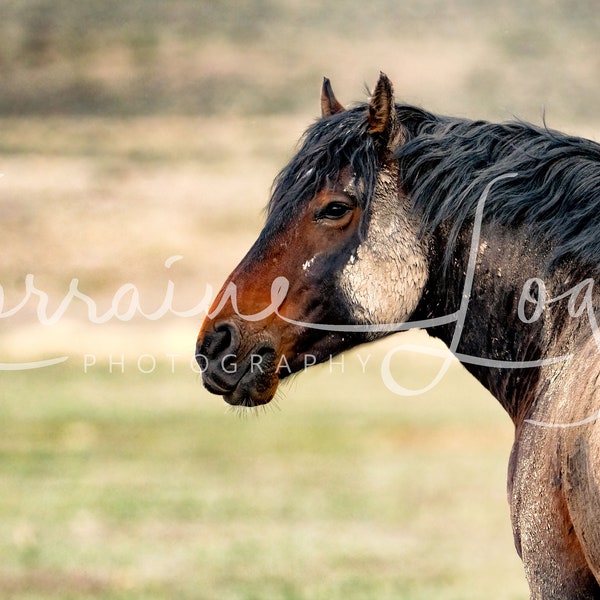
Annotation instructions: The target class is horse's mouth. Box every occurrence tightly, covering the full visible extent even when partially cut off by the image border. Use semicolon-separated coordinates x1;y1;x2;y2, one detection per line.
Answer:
200;345;279;407
221;369;279;407
222;383;277;407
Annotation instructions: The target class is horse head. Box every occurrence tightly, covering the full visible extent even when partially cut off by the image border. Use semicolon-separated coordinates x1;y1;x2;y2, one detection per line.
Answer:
196;73;428;407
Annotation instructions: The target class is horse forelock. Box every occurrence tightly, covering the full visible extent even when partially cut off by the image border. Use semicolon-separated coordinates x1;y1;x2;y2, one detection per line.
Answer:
266;105;380;232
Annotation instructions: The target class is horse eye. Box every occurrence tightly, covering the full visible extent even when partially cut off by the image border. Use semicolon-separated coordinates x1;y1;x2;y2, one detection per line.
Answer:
318;201;352;221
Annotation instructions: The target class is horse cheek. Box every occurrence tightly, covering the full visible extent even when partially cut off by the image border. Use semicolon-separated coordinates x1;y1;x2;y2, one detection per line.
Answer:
338;176;428;329
339;234;428;329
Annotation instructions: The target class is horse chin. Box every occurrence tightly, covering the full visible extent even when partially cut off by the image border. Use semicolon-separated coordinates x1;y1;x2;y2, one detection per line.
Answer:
222;371;279;408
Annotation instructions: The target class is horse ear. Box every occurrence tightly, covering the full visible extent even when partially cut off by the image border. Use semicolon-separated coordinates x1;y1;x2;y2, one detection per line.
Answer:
321;77;345;118
367;72;396;135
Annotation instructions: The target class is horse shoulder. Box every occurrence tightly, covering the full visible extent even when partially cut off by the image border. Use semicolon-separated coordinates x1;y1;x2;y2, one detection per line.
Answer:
560;351;600;582
508;344;600;595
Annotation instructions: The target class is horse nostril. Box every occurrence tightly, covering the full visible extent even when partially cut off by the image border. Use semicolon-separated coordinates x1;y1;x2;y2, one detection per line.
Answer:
200;321;239;359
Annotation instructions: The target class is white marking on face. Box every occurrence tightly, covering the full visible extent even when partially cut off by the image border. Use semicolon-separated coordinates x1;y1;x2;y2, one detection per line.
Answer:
302;256;317;272
339;167;428;335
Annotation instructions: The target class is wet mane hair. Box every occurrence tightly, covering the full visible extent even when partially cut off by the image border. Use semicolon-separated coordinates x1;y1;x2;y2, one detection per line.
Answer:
269;102;600;268
396;109;600;269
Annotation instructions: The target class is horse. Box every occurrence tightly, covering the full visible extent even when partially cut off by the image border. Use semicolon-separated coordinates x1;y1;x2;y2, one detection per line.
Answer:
196;73;600;598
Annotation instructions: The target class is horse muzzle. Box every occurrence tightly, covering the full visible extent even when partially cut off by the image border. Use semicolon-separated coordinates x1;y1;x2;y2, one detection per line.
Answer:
196;319;280;406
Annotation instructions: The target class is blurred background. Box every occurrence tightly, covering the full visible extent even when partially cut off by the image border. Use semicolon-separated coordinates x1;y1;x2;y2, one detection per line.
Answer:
1;1;598;598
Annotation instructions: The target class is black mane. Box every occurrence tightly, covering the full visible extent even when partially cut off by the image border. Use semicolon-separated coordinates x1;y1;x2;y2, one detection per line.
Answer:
396;107;600;270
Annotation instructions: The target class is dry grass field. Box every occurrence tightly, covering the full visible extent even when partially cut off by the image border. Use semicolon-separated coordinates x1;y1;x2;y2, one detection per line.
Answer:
1;1;599;598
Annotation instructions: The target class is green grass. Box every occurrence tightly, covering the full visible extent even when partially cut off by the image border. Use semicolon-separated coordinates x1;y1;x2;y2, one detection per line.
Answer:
0;342;528;599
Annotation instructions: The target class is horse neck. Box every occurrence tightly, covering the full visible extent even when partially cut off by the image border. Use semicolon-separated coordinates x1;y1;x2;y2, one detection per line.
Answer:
416;221;594;424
